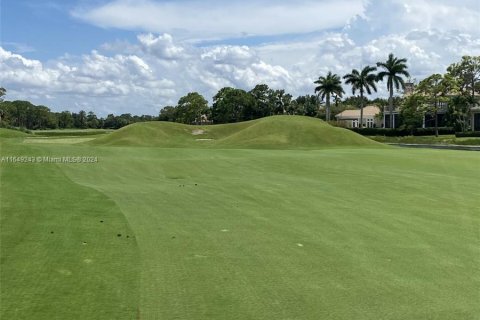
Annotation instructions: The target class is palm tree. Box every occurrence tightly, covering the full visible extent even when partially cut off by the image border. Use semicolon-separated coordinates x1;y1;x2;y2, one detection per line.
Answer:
377;54;410;128
314;72;345;121
343;66;378;128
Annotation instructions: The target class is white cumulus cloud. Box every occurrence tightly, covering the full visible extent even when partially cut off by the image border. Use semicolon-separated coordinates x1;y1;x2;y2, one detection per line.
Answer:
138;33;186;60
72;0;366;40
0;35;295;115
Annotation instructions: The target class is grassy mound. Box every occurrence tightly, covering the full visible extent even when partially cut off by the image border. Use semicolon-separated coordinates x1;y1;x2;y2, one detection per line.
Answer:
89;116;380;149
0;128;29;138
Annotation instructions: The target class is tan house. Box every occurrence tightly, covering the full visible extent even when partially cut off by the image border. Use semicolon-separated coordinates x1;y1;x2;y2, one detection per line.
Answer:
335;106;381;128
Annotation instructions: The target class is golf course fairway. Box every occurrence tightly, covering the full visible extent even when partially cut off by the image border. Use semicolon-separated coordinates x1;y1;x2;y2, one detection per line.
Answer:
1;116;479;319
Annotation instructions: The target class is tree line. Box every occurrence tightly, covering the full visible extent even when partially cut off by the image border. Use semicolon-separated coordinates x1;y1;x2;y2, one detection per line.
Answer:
158;86;322;124
1;54;478;132
0;98;156;130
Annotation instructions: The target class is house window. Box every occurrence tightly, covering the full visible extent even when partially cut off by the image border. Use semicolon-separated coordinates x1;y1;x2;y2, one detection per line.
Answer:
352;120;359;128
474;113;480;131
366;118;374;128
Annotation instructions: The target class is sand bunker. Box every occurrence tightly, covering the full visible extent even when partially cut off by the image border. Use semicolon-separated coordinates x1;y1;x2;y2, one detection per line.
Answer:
192;129;205;135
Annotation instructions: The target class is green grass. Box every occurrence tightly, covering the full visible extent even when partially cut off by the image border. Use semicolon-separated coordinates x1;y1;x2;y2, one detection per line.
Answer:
1;116;479;319
0;142;140;319
0;128;30;138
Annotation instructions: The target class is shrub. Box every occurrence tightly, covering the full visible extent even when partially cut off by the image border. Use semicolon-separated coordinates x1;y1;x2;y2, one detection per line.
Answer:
349;128;406;136
454;138;480;145
414;127;455;136
349;127;455;137
455;131;480;138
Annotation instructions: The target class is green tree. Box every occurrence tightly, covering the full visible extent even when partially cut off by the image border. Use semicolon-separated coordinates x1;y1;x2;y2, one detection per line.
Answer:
57;111;74;129
293;95;318;117
10;100;34;128
0;101;12;125
103;114;117;129
158;106;177;122
447;56;480;99
249;84;274;118
446;56;480;132
416;74;455;137
400;94;424;134
270;89;292;115
376;53;410;128
314;72;345;121
0;87;6;123
138;115;156;122
31;105;55;129
116;114;133;128
343;65;378;128
45;110;58;129
87;111;99;128
73;110;88;129
176;92;209;124
447;95;471;132
212;87;255;123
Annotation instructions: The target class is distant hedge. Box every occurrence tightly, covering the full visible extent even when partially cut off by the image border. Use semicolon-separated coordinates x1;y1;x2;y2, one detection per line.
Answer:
349;127;455;136
455;131;480;138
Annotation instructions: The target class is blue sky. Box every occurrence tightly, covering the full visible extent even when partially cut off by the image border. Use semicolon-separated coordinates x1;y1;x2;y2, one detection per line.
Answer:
1;0;352;60
1;0;479;115
1;0;138;60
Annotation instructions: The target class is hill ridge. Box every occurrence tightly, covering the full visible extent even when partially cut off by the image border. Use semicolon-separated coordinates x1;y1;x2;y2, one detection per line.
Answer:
88;115;382;149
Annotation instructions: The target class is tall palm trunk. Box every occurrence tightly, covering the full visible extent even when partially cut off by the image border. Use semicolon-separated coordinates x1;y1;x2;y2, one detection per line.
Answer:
317;94;321;118
388;87;394;129
434;98;439;137
359;90;364;128
326;92;331;121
